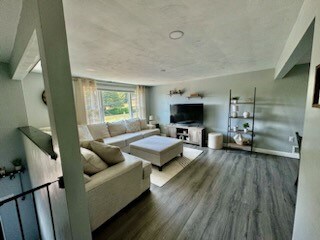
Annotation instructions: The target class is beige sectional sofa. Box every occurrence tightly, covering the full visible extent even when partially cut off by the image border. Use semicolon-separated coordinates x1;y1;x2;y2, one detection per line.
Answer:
78;119;160;153
86;152;151;231
77;119;159;230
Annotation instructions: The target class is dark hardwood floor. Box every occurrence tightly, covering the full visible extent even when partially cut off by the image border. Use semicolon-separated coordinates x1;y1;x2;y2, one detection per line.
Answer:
93;145;298;240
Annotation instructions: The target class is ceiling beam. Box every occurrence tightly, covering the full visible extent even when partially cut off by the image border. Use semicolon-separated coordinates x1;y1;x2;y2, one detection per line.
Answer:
10;0;39;80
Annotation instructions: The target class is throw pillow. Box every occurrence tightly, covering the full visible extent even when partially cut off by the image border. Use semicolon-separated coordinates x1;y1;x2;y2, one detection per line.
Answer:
83;174;91;183
80;147;108;175
87;123;111;140
78;125;94;142
125;118;141;133
107;120;127;136
90;141;125;166
140;119;148;130
80;139;104;150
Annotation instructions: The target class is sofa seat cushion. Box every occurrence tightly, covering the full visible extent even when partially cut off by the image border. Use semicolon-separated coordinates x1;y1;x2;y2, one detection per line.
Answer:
139;129;160;138
107;120;127;136
87;123;111;140
102;136;127;148
125;118;141;133
85;156;142;191
123;153;152;179
122;132;143;144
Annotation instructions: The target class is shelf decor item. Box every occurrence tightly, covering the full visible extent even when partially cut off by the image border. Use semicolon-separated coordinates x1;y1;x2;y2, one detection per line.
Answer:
243;123;250;133
231;96;240;104
227;88;256;153
169;89;184;96
243;111;250;118
233;126;239;132
231;111;238;118
12;158;22;171
233;134;244;145
187;93;203;99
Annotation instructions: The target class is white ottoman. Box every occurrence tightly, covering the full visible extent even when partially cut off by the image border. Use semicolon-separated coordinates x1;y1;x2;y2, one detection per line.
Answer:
130;136;183;171
208;133;223;149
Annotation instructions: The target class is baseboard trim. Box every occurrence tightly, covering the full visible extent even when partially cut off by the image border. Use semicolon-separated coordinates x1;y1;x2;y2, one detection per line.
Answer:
253;147;299;159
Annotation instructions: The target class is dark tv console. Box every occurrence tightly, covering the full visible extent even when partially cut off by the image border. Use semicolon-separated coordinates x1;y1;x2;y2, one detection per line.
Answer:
166;124;205;147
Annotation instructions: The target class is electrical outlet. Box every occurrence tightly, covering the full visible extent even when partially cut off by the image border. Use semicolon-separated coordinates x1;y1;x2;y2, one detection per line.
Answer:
292;146;299;154
289;136;295;143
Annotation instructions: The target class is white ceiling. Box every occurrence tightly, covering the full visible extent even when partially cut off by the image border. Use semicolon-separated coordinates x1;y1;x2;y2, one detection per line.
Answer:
0;0;22;63
2;0;304;85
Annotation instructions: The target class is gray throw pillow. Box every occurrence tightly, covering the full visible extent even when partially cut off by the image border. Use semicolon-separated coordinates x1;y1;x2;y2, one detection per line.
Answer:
80;147;108;175
90;141;125;166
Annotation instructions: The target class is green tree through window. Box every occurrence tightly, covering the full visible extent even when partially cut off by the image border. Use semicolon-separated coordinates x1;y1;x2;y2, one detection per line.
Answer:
100;90;137;122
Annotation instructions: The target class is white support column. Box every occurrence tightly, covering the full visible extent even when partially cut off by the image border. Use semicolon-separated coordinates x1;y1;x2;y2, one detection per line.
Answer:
33;0;91;239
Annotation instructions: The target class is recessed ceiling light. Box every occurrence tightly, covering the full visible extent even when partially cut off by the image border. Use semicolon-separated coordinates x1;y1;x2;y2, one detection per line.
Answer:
169;30;184;40
86;68;96;72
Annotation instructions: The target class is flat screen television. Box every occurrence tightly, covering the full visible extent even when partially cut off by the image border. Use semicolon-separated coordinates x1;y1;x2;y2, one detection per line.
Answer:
170;104;203;125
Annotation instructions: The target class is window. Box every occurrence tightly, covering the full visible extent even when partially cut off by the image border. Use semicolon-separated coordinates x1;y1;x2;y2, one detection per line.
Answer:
99;90;137;122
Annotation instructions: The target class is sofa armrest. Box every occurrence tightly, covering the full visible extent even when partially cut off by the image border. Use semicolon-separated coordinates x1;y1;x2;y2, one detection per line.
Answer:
85;159;142;192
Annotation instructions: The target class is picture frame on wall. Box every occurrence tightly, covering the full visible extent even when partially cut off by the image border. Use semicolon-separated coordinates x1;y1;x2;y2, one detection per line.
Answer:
313;64;320;108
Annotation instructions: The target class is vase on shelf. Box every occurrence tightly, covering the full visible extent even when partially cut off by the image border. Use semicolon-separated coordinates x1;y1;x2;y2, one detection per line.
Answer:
233;134;244;145
243;112;250;118
231;111;238;118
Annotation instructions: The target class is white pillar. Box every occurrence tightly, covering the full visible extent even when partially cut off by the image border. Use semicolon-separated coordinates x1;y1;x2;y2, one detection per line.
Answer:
33;0;91;239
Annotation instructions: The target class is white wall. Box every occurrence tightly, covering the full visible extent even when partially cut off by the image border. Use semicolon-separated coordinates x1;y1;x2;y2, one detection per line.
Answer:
22;72;50;128
276;0;320;239
0;63;37;239
149;65;309;154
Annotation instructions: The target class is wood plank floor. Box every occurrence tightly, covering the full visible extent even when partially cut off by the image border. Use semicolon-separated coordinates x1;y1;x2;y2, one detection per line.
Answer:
93;145;298;240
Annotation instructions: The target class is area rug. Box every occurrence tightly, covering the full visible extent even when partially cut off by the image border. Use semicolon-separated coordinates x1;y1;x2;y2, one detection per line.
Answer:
150;147;203;187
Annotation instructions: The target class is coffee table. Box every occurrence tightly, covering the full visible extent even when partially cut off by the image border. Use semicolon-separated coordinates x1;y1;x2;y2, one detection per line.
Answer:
130;136;183;171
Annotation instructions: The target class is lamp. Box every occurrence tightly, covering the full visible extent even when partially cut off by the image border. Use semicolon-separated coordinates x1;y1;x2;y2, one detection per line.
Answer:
149;115;154;121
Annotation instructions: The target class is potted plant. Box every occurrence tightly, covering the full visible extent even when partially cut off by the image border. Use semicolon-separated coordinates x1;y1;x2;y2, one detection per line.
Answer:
231;96;240;104
243;123;250;133
12;158;22;171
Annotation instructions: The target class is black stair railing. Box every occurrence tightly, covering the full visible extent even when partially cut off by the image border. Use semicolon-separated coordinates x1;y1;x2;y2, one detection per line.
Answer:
0;177;64;240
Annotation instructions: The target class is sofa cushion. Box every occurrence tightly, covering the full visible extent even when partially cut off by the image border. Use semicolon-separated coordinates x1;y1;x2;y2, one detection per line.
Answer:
102;136;127;148
78;125;93;142
80;139;103;151
87;123;111;140
84;174;92;183
90;141;125;166
122;132;143;145
122;153;152;179
139;128;160;138
125;118;141;133
140;119;148;130
80;147;108;175
107;120;127;136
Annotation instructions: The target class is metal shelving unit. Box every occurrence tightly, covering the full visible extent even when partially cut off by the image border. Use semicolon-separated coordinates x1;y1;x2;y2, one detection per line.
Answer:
226;88;256;153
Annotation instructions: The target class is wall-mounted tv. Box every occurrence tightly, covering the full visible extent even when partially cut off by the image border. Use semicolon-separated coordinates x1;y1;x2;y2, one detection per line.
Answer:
170;104;203;125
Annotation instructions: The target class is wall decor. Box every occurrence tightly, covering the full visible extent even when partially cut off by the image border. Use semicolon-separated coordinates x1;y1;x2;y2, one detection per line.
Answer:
169;89;184;96
313;64;320;108
42;90;47;105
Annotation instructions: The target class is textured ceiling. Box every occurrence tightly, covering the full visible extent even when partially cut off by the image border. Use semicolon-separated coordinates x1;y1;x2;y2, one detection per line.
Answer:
59;0;304;85
0;0;22;63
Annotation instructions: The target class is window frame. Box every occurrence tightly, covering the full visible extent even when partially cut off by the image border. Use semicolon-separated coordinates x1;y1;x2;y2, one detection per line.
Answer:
98;89;137;123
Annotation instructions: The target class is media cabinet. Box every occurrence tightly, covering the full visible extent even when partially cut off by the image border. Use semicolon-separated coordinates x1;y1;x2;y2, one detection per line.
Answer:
166;124;205;147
